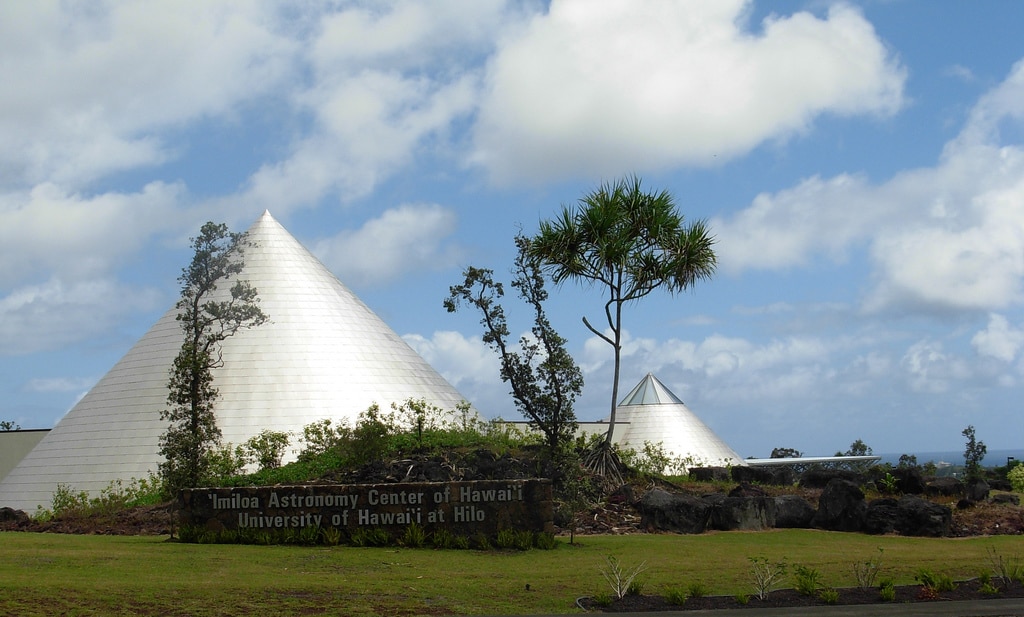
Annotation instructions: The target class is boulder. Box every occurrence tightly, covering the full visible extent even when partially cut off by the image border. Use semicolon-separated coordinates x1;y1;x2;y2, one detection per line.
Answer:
637;489;711;534
864;498;899;535
812;479;866;532
892;466;926;494
773;495;815;528
965;479;990;502
924;477;964;498
0;507;29;526
708;484;776;531
731;466;774;485
895;495;951;537
992;493;1021;506
800;468;863;489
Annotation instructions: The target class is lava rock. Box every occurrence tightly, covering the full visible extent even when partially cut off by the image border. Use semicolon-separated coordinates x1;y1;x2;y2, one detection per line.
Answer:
638;489;711;534
812;479;866;532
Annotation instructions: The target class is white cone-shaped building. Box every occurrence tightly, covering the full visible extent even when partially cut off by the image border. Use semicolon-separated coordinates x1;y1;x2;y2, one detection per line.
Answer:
611;373;741;469
0;211;470;512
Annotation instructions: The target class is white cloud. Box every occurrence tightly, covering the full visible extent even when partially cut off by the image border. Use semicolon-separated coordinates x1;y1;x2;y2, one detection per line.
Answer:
972;313;1024;362
0;2;295;188
314;204;462;287
900;339;970;394
715;62;1024;316
472;0;905;183
403;330;510;418
0;181;185;288
0;277;163;356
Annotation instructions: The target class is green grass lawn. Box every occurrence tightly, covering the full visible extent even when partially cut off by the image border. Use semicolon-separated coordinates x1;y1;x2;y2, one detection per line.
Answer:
1;530;1020;616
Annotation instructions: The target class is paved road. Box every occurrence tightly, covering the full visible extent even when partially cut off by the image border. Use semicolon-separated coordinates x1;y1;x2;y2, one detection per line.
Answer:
509;597;1024;617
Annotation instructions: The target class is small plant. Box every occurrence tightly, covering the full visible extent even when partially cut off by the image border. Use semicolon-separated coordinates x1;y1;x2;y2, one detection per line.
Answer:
664;588;687;605
749;557;787;600
734;593;750;605
987;546;1023;588
978;570;992;586
533;531;558;550
350;527;389;547
592;592;613;607
852;547;884;590
600;555;649;600
818;587;839;604
878;472;899;494
626;578;645;596
451;534;470;550
793;564;822;596
879;580;896;602
686;580;708;599
915;568;956;593
980;582;1001;595
514;529;534;551
916;586;939;601
320;526;342;546
496;529;517;550
431;528;456;549
401;522;427;548
298;524;320;546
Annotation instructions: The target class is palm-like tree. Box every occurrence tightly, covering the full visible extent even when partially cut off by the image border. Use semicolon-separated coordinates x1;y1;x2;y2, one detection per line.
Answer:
529;176;716;473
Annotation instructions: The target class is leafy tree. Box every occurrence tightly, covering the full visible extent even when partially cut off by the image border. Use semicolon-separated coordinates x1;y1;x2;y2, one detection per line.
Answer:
445;235;583;456
962;425;987;481
244;430;291;471
529;176;716;447
0;420;21;431
897;453;919;469
770;447;803;459
837;439;873;457
159;222;268;495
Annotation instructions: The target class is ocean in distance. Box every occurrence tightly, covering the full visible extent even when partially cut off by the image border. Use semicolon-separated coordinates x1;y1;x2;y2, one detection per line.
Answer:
876;448;1022;468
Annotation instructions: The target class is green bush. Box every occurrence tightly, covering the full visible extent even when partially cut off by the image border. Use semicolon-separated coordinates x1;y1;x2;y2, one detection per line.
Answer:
1008;465;1024;493
664;588;687;605
401;523;427;548
793;564;822;596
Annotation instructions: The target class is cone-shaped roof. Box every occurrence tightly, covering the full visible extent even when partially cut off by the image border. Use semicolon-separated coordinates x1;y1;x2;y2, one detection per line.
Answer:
613;373;741;469
0;211;470;511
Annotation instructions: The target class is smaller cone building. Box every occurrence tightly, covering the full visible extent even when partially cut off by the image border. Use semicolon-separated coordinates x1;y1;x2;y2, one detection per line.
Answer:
0;211;470;512
610;373;741;469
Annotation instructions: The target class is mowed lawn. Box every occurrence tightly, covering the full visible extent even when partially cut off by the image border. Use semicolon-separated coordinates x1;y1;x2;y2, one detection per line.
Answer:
1;530;1020;616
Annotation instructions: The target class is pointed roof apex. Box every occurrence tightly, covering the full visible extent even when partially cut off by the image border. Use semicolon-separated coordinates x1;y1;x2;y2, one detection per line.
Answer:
619;373;685;406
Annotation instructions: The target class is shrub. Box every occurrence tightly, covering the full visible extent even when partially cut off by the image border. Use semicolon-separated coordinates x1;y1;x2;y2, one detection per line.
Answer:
244;430;290;471
793;564;822;596
533;531;558;550
431;528;456;549
686;581;709;599
601;555;649;600
818;588;839;604
1008;465;1024;493
749;557;787;600
734;593;750;605
664;588;687;605
401;523;427;548
320;526;342;546
852;548;884;590
879;579;896;602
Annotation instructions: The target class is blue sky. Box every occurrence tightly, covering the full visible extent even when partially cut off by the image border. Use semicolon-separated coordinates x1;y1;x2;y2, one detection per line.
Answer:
3;1;1023;459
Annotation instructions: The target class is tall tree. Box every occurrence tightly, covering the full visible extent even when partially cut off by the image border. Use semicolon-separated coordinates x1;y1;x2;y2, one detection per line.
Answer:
529;176;716;448
159;222;268;495
445;235;582;456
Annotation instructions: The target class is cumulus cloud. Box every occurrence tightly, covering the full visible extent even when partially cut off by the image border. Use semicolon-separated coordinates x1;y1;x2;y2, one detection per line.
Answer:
0;2;295;188
472;0;905;183
0;181;185;288
972;313;1024;362
314;204;462;287
715;61;1024;316
0;278;163;356
900;339;970;393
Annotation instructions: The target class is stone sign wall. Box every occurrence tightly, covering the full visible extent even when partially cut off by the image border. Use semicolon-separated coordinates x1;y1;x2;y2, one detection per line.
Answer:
180;479;552;537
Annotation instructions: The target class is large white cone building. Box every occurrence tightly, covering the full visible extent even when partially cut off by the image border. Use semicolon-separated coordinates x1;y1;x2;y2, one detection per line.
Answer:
610;373;742;469
0;211;470;512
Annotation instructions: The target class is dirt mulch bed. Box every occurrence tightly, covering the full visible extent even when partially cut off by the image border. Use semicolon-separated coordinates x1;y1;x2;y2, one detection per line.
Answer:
580;579;1024;612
